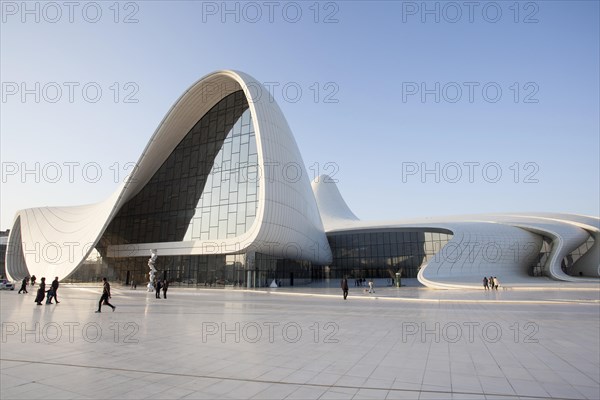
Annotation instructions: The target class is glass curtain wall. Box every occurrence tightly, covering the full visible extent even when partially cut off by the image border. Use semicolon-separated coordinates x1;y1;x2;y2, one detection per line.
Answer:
100;90;259;248
327;230;453;279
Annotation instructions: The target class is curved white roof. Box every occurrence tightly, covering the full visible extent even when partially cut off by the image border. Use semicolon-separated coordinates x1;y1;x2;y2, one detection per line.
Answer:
6;70;332;281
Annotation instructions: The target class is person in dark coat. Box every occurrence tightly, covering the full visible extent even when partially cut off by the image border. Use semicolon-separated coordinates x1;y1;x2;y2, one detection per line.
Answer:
18;276;29;294
34;277;46;305
30;275;36;286
155;279;162;299
162;280;169;299
95;277;116;312
341;277;349;300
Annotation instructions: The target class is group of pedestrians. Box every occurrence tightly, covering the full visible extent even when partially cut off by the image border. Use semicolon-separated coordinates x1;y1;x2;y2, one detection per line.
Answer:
17;273;173;312
341;278;376;299
19;275;110;309
154;279;169;299
25;276;61;305
96;277;170;311
18;275;36;294
483;276;499;290
353;278;368;287
6;267;178;314
96;277;169;312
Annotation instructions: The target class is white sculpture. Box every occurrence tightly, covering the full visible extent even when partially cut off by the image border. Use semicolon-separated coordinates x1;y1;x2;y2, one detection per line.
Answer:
147;249;157;292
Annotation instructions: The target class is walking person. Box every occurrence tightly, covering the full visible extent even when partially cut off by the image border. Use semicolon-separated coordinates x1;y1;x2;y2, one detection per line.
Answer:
18;276;29;294
483;276;489;290
95;277;116;312
50;277;60;303
162;280;169;299
34;277;46;305
341;277;349;300
30;275;36;286
493;276;499;290
368;279;375;294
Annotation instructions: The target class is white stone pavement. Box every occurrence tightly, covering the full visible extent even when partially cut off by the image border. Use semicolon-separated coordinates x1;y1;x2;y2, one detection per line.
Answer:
1;283;599;400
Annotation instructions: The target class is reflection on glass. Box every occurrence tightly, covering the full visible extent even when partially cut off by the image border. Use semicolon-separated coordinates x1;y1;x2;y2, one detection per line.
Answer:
327;230;454;279
102;90;259;246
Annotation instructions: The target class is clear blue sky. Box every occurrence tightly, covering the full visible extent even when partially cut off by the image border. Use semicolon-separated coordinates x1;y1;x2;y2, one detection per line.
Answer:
1;1;599;230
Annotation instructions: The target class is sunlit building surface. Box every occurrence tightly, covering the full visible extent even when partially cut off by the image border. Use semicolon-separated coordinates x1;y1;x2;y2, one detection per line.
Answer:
5;71;599;288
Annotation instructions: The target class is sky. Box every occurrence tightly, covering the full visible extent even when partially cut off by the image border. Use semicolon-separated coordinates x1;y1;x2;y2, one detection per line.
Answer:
1;0;599;230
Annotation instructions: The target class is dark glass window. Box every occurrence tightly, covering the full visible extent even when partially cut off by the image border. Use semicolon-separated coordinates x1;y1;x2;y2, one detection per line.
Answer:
102;91;259;245
326;229;453;279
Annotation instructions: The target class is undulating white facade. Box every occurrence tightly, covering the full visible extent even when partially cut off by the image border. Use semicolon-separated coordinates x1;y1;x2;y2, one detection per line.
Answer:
313;176;599;288
5;70;599;288
6;71;331;285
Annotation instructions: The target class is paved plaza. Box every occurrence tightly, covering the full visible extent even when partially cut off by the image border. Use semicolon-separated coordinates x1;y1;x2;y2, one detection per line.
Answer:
1;282;599;399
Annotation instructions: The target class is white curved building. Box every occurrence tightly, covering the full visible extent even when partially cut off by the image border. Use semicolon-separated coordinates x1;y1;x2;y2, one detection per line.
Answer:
313;176;599;288
5;71;599;288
